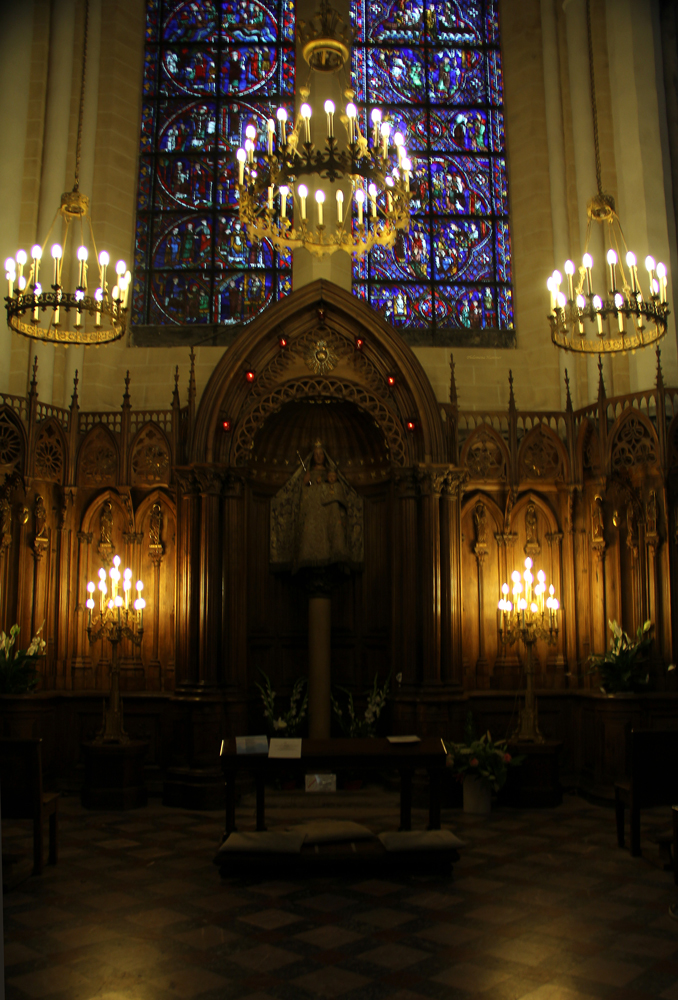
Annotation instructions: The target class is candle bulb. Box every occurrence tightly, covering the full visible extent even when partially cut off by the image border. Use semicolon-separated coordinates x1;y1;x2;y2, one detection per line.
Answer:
593;294;603;335
31;245;42;289
346;103;357;145
315;189;324;228
381;121;391;158
267;117;274;155
368;183;377;219
626;251;638;294
402;157;411;191
336;188;344;224
564;259;575;301
279;185;288;220
236;148;246;185
614;292;625;332
547;276;555;313
298;183;308;222
356;188;364;227
576;293;586;334
583;253;593;296
300;103;312;144
657;262;667;303
607;248;617;293
394;131;404;165
51;243;62;289
245;123;256;162
646;255;656;297
371;108;382;148
268;186;274;211
5;259;15;298
276;107;288;146
16;249;26;287
324;99;335;139
33;282;41;321
77;245;88;289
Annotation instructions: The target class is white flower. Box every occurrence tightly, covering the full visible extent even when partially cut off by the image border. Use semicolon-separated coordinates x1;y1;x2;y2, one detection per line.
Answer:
273;717;287;731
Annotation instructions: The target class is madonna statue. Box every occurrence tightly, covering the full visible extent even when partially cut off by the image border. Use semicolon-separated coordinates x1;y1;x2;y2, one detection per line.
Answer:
270;440;363;575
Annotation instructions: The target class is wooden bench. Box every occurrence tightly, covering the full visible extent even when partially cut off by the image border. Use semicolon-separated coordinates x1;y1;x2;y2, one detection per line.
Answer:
0;738;59;875
615;728;678;857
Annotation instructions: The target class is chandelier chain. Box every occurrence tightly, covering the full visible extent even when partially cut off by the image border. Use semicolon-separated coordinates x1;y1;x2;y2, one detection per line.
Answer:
586;0;603;198
74;0;90;192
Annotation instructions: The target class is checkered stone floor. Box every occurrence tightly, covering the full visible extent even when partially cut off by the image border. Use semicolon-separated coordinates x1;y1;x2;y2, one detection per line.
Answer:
3;789;678;1000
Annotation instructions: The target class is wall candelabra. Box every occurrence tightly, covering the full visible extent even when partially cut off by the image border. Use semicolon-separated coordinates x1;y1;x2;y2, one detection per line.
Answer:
85;556;145;743
498;557;560;743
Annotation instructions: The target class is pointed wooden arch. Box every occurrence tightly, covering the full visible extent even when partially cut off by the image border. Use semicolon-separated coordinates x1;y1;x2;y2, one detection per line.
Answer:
459;424;509;482
32;417;68;484
605;405;660;474
80;487;131;535
128;420;172;486
0;404;27;475
77;423;120;486
511;490;561;535
134;487;177;533
192;280;446;466
517;422;569;482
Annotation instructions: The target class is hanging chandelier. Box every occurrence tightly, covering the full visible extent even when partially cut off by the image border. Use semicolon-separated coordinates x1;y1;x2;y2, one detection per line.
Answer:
4;0;130;346
236;0;412;259
547;0;669;355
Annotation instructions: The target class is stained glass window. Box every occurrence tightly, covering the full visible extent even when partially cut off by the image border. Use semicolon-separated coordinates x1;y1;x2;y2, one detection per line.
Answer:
351;0;513;334
133;0;294;328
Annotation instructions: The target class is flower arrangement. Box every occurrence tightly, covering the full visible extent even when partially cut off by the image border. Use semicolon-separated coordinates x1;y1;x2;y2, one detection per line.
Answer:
0;623;46;694
255;670;308;736
446;712;524;792
331;673;390;738
588;619;653;693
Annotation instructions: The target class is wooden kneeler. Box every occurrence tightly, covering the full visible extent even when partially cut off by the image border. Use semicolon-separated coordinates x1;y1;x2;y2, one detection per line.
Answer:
0;738;59;875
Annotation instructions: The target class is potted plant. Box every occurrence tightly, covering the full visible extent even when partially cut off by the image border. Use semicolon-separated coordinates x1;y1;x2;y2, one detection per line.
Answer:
446;712;524;815
331;674;390;787
255;671;308;737
588;619;653;694
0;624;45;694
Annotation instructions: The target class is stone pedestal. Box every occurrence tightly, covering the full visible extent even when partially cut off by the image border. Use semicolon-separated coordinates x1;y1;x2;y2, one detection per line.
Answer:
308;595;331;738
81;740;148;810
501;740;563;808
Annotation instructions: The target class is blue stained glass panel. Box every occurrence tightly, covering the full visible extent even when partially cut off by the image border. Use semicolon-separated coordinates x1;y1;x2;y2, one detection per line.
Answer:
163;1;219;41
432;220;493;283
152;214;214;270
351;0;513;334
134;0;293;327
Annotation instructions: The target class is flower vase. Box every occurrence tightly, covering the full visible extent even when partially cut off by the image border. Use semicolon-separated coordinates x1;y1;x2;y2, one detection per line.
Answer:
463;775;492;816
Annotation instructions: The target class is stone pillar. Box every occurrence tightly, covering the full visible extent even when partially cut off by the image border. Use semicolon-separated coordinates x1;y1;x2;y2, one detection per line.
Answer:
562;0;607;402
308;593;332;738
605;0;678;388
32;0;78;404
0;1;34;393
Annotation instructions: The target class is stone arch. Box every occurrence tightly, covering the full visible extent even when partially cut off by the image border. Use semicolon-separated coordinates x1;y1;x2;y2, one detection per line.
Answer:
77;424;120;487
518;423;568;481
129;421;172;486
0;405;26;476
606;407;659;474
460;424;509;481
33;418;67;484
192;280;446;467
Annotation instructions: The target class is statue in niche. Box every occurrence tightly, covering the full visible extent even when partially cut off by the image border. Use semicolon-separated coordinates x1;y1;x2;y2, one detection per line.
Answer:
473;500;487;548
647;490;658;537
591;495;604;542
524;501;541;556
100;500;113;545
34;495;47;540
270;440;363;575
149;501;163;547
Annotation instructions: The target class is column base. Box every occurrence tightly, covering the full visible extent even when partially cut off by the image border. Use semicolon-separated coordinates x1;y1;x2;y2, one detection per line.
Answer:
81;740;148;809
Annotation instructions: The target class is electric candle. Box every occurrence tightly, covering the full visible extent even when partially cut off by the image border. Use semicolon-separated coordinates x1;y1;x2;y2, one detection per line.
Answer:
593;295;603;334
394;131;404;165
236;148;246;185
368;183;377;219
355;188;365;227
657;262;667;303
614;292;625;332
276;107;288;146
324;99;335;138
315;189;325;227
646;255;656;297
576;293;586;333
564;259;575;301
267;118;274;155
346;103;357;144
300;103;312;144
77;246;88;289
31;245;42;289
336;188;344;224
583;253;593;296
51;244;62;288
279;185;289;220
298;184;308;221
381;121;391;158
371;108;382;147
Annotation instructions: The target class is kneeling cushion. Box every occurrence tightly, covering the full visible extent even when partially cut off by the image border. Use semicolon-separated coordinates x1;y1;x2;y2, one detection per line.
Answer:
286;820;376;844
378;829;465;852
218;831;306;854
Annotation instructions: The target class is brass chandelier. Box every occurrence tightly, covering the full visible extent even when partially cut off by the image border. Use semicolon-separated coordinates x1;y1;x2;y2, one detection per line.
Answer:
4;0;130;345
237;0;412;259
547;0;669;355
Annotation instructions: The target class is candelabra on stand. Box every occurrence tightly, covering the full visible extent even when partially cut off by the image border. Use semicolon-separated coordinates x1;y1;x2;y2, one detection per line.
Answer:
497;557;560;744
85;556;145;744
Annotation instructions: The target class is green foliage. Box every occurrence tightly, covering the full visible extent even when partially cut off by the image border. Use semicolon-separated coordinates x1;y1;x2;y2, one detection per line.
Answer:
331;673;390;738
446;711;524;792
255;670;308;737
0;624;45;694
588;619;653;693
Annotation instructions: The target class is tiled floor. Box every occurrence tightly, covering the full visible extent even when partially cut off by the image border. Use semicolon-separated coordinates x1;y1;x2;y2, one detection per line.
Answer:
3;788;678;1000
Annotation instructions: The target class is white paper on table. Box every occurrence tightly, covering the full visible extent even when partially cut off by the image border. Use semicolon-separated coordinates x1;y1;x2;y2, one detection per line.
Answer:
269;738;302;758
235;735;269;755
386;735;421;743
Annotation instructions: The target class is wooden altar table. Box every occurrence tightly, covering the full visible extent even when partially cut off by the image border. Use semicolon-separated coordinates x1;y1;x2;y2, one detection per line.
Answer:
219;737;447;835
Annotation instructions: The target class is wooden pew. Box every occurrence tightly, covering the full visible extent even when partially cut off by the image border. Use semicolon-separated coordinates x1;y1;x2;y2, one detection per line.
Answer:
615;729;678;857
0;738;59;875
